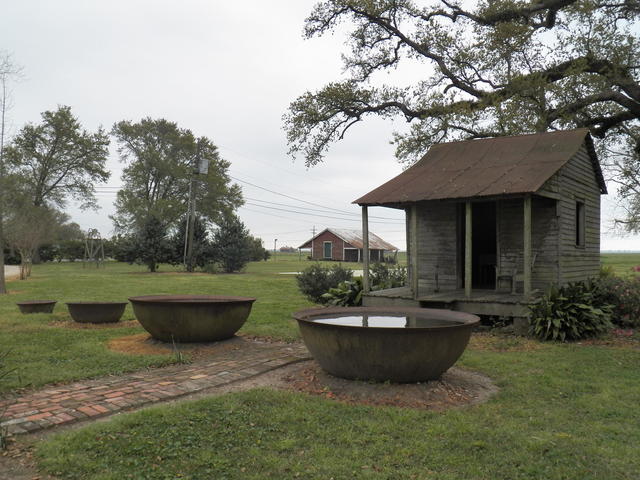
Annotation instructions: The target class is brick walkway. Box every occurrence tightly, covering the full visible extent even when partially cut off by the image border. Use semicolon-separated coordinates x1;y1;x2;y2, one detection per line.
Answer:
0;338;309;436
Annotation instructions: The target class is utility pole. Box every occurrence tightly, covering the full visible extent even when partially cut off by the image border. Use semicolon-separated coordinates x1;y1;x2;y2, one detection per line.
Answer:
184;139;207;272
274;238;278;260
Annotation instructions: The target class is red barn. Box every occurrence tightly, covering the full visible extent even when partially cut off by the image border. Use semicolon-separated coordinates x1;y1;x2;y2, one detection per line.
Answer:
298;228;398;262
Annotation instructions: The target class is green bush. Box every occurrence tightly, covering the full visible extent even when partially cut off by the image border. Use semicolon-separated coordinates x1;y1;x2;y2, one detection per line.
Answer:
321;278;363;306
369;263;407;290
211;216;252;273
529;282;613;341
591;275;640;327
316;264;407;307
296;264;353;304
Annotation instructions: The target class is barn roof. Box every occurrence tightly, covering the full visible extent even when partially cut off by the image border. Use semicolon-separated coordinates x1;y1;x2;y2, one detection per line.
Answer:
298;228;398;251
354;129;607;206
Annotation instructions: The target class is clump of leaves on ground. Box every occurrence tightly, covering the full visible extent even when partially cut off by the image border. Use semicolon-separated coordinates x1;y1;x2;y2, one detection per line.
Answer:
529;281;612;341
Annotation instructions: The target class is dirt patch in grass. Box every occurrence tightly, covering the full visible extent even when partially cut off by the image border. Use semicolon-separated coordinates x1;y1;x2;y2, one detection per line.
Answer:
279;361;497;411
48;319;139;330
468;332;542;352
577;328;640;349
107;333;249;359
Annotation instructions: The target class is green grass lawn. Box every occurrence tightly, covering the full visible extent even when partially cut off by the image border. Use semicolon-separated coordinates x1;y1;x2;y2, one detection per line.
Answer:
1;253;639;478
36;344;640;479
0;255;375;392
600;252;640;276
0;252;634;392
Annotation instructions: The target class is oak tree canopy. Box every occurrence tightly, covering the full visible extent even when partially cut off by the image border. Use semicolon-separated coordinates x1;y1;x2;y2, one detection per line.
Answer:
111;118;243;232
284;0;640;229
4;106;110;209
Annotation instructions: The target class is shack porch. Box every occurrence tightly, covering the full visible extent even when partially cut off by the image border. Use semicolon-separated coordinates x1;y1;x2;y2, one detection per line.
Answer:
365;286;532;317
353;130;606;322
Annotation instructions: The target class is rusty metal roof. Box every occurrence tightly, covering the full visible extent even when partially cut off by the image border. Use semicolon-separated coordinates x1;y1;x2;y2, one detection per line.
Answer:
298;228;398;251
354;129;606;206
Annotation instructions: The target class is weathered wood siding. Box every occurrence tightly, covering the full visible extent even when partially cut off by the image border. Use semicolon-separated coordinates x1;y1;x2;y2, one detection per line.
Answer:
414;202;459;293
497;197;559;292
557;145;601;282
406;142;601;293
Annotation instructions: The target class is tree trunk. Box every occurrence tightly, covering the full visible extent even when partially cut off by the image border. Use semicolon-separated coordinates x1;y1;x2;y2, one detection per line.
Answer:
0;77;6;294
0;221;6;293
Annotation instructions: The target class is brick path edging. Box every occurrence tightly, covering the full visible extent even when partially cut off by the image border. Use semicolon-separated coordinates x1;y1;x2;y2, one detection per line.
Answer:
0;339;310;436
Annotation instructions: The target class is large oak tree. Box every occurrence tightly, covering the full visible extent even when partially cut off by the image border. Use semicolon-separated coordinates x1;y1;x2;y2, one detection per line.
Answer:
285;0;640;229
111;118;243;232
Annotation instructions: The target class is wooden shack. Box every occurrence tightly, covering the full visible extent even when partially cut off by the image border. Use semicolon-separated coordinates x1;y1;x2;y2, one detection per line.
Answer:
354;129;607;320
298;228;398;262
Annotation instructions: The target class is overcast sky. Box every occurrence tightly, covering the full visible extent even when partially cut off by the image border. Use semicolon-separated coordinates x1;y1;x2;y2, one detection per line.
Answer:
2;0;638;251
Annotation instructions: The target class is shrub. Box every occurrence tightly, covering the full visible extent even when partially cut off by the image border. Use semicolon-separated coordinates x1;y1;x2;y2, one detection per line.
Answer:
529;281;613;341
296;264;353;304
168;215;211;271
321;278;363;306
247;236;270;262
135;216;172;272
591;275;640;327
599;264;616;278
296;263;407;306
202;263;219;274
369;263;407;290
211;216;252;273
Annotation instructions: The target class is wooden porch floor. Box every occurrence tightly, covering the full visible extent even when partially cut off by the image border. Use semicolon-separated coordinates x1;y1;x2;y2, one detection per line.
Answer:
419;289;532;305
367;286;532;304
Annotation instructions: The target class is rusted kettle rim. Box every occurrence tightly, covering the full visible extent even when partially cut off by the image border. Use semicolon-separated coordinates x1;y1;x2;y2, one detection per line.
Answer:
293;306;480;331
16;300;57;305
128;295;256;304
66;301;128;305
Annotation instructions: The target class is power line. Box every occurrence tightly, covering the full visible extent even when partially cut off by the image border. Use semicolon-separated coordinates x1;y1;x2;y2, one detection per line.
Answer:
96;181;404;223
244;196;404;223
219;143;360;192
243;202;398;225
232;175;401;221
230;175;364;215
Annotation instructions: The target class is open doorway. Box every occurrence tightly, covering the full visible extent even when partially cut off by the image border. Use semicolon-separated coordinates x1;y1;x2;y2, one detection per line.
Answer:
459;202;497;290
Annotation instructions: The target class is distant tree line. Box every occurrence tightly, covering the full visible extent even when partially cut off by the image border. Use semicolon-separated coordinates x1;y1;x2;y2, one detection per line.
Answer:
0;81;265;283
108;215;269;273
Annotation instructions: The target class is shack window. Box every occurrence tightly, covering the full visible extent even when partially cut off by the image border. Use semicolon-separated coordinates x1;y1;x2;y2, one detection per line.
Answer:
323;241;332;259
575;201;585;247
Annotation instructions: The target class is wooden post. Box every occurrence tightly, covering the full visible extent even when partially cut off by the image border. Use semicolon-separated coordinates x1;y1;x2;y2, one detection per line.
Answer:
465;201;472;298
362;206;370;294
410;205;419;298
524;195;532;297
